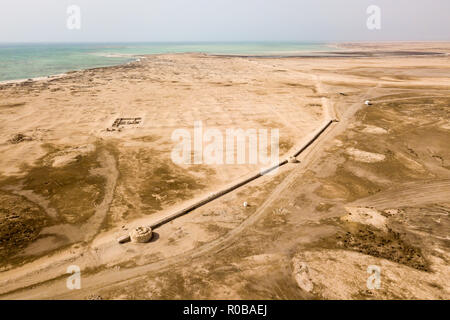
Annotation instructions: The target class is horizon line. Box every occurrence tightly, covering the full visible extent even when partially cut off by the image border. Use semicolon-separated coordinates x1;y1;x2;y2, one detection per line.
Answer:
1;40;450;45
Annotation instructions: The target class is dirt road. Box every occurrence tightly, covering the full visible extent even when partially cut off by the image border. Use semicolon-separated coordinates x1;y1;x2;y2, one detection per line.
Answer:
0;77;380;299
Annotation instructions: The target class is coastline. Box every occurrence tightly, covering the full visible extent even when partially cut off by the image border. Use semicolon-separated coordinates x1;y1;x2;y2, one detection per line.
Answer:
2;41;449;85
0;42;337;84
0;55;144;86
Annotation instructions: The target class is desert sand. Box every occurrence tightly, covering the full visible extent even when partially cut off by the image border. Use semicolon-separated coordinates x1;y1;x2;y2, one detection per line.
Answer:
0;42;449;299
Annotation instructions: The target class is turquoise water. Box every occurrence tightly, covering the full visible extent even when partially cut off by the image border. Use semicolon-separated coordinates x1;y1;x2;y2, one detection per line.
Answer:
0;43;331;82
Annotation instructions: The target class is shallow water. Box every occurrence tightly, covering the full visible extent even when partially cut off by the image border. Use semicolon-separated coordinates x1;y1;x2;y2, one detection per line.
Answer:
0;42;331;81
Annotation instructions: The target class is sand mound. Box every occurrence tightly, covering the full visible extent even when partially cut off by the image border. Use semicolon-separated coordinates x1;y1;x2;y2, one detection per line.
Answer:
342;206;387;231
292;258;314;293
50;144;96;168
440;122;450;130
294;249;445;299
345;148;385;163
362;125;388;134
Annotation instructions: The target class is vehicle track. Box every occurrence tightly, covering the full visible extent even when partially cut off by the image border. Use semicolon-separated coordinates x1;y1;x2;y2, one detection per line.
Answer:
352;179;450;210
0;82;378;299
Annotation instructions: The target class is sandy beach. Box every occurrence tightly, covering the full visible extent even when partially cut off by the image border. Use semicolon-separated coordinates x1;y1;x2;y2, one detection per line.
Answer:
0;42;449;299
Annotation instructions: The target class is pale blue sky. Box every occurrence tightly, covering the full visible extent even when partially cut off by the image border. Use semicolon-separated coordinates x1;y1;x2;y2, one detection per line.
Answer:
1;0;449;42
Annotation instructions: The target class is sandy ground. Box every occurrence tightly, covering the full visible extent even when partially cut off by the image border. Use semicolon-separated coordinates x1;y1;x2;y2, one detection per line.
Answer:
0;42;449;299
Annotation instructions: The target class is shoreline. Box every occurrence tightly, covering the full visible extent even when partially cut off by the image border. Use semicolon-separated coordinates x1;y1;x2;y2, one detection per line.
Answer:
1;49;448;86
0;42;335;85
0;42;337;84
0;55;145;86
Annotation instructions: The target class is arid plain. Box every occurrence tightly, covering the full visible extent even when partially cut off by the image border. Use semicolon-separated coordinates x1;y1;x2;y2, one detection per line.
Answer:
0;43;449;299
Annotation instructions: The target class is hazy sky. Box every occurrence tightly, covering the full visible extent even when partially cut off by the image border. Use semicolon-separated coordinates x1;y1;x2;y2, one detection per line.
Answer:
1;0;449;42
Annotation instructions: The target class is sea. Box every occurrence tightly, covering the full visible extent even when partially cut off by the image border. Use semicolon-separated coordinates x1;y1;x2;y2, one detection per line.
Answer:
0;42;332;82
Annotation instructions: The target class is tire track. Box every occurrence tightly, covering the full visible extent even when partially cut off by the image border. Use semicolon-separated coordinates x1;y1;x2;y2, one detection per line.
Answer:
352;179;450;210
0;81;377;299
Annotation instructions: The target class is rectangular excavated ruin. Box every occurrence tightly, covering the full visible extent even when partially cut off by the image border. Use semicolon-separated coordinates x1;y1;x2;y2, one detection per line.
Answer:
112;117;142;127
